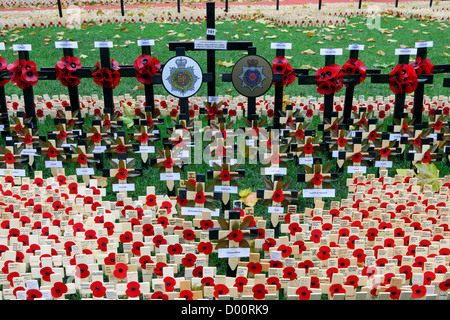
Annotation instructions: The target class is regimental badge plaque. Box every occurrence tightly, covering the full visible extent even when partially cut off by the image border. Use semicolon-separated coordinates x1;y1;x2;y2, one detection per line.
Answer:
231;55;273;98
162;55;203;98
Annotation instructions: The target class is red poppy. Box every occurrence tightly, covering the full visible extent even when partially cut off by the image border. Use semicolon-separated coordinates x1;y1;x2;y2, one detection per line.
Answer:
75;263;90;278
272;189;284;203
8;59;39;89
366;227;378;241
198;241;213;255
283;266;297;280
262;238;276;251
421;152;432;163
125;281;141;298
163;158;174;169
200;219;214;230
113;263;128;279
234;276;248;293
168;243;183;255
227;230;244;242
337;137;347;147
278;244;292;258
288;222;302;236
329;283;346;298
120;231;133;243
317;246;331;260
4;153;15;165
315;64;344;95
214;284;230;299
0;57;10;86
92;60;121;89
90;281;107;298
272;56;296;87
439;279;450;292
399;265;413;280
411;284;426;299
342;58;367;87
134;54;161;85
388;63;418;95
385;286;401;300
380;148;391;157
131;241;144;256
345;275;359;289
247;262;262;274
410;56;434;75
296;286;312;300
26;289;42;300
51;282;68;298
201;277;215;287
55;56;82;87
163;276;176;292
182;253;197;268
151;291;168;300
252;283;268;299
310;229;322;243
179;290;194;300
352;152;363;163
157;216;169;228
47;147;58;158
194;191;206;204
40;266;54;282
338;257;350;268
311;173;323;186
303;143;314;155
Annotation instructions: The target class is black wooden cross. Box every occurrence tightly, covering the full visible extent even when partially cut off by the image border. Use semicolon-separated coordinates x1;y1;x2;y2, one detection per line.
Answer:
297;48;360;126
370;47;434;123
411;42;450;124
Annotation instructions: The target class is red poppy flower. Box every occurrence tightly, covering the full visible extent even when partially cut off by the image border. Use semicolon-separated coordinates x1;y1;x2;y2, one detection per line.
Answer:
337;137;347;147
214;284;230;299
0;57;10;86
388;63;418;94
439;279;450;292
421;152;431;163
351;152;363;163
47;147;58;158
296;286;312;300
51;282;68;298
163;276;176;292
234;277;248;293
342;58;367;87
262;238;276;251
399;265;413;280
131;241;144;256
278;244;292;258
181;253;197;268
90;281;107;298
219;169;232;182
385;286;401;300
200;219;214;230
179;290;194;300
228;109;237;117
40;266;54;282
272;189;284;203
410;56;434;75
411;284;426;299
75;263;90;279
26;289;42;300
163;158;174;169
366;227;378;241
310;229;322;243
198;241;213;255
317;246;331;260
157;216;169;228
315;64;344;95
329;283;346;298
194;191;206;204
113;263;128;279
151;291;168;300
8;59;39;89
182;229;196;241
379;148;391;157
303;143;314;155
247;262;262;274
252;283;268;299
227;230;244;243
168;243;183;255
134;54;161;85
288;222;302;236
345;275;359;289
311;173;323;186
124;281;141;298
4;153;15;165
338;257;350;268
120;231;133;243
282;266;297;280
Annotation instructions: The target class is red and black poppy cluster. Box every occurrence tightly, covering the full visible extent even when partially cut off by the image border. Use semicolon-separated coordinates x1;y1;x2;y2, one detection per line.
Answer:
314;63;344;95
92;59;121;89
341;58;367;87
133;54;161;85
7;59;39;90
55;56;82;87
272;56;296;87
388;63;418;95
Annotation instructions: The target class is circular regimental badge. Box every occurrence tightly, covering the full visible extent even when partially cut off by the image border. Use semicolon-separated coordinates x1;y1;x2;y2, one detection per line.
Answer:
162;55;203;98
231;55;273;98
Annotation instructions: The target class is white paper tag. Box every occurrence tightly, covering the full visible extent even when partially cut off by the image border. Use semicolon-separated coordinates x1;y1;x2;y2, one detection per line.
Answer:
395;48;417;55
270;251;282;261
76;167;95;175
332;150;339;158
193;40;227;50
214;185;238;194
20;148;37;156
206;28;216;36
218;248;250;258
160;173;180;181
13;44;32;51
299;157;314;165
375;161;393;168
55;41;78;49
208;96;221;103
320;48;343;56
209;159;237;167
112;184;135;192
389;133;402;141
348;44;364;50
347;166;367;174
268;206;284;213
303;189;336;198
92;145;107;153
45;161;63;168
137;39;155;47
136;146;155;153
0;169;26;177
271;42;292;50
181;207;220;216
264;167;287;175
415;41;433;48
94;41;113;48
0;43;5;50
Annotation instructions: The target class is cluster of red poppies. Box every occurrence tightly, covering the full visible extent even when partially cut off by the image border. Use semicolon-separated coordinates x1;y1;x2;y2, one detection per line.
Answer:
272;56;296;87
92;59;121;89
55;56;82;87
6;59;39;90
133;54;161;85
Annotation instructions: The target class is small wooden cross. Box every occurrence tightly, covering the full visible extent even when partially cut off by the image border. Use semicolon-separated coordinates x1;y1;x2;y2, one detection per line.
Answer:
151;146;184;197
103;153;142;195
64;139;100;185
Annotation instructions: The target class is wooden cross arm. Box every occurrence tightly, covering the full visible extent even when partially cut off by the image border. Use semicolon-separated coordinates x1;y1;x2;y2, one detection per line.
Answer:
168;41;253;52
102;167;143;177
206;169;245;179
400;136;434;145
444;78;450;88
370;74;434;84
317;122;350;131
405;152;442;162
297;172;338;182
434;64;450;74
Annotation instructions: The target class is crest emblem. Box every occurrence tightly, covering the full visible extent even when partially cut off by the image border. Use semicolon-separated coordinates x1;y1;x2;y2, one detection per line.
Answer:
231;55;273;98
162;56;203;98
238;58;267;92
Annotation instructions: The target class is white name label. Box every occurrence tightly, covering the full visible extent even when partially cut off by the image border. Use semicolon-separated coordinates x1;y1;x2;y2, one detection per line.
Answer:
320;48;343;56
76;167;95;175
55;41;78;49
375;161;393;168
137;146;155;153
348;44;364;51
193;40;228;50
112;184;135;192
264;167;287;175
181;207;220;216
303;189;336;198
45;161;63;168
0;169;26;177
13;44;32;51
395;48;417;55
415;41;433;48
214;185;238;194
347;166;367;174
208;96;221;103
0;43;5;50
299;157;314;165
268;206;284;213
160;173;181;181
137;39;155;47
218;248;250;258
92;145;107;153
20;148;37;156
271;42;292;50
206;28;216;36
94;41;113;48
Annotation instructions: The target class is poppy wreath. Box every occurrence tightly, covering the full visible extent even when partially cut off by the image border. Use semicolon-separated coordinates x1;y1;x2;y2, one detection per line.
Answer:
55;56;82;87
341;58;366;87
92;59;121;89
7;59;39;90
272;56;296;87
0;57;10;87
133;54;161;85
388;63;418;95
314;63;344;95
409;57;435;76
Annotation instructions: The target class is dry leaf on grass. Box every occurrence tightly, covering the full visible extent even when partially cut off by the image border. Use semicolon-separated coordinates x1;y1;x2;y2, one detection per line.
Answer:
301;49;316;55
